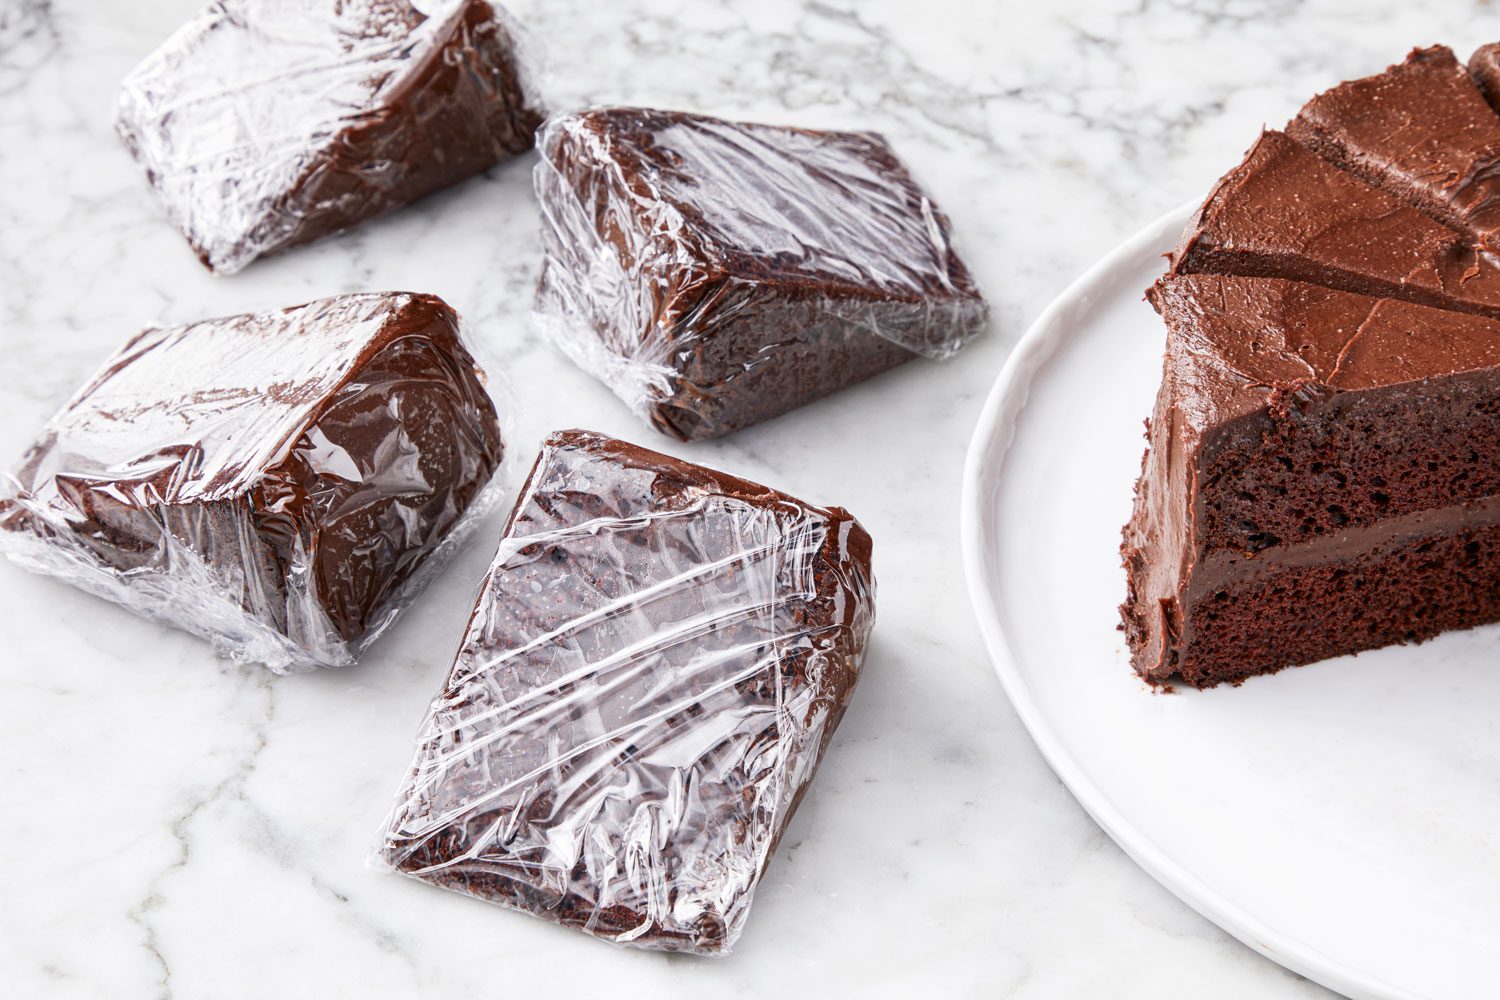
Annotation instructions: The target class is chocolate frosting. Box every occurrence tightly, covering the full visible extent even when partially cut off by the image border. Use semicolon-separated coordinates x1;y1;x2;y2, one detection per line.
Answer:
1122;273;1500;681
1128;44;1500;686
1171;130;1500;318
1470;43;1500;114
1288;46;1500;250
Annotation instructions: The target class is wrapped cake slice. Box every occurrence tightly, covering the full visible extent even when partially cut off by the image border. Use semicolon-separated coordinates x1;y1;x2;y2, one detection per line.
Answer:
1288;46;1500;252
533;107;988;441
1122;273;1500;688
375;429;876;953
1171;130;1500;318
0;292;505;671
116;0;544;274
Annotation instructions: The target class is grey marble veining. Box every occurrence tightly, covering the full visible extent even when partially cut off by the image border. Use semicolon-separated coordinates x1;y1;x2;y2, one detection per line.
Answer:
2;1;1492;996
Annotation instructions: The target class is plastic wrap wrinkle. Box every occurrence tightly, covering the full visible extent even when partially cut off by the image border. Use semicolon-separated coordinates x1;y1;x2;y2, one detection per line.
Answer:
0;292;507;672
376;429;876;954
116;0;544;274
532;108;989;441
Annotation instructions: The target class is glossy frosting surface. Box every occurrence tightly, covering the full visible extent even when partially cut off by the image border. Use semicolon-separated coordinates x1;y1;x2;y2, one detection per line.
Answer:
1289;46;1500;247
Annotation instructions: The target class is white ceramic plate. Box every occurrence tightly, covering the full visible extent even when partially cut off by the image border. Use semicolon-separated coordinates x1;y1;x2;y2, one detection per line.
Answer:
961;204;1500;1000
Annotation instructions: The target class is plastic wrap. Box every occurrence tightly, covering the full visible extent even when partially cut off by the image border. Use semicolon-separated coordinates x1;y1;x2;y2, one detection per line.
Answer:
0;292;507;672
116;0;545;275
375;429;876;954
532;107;990;442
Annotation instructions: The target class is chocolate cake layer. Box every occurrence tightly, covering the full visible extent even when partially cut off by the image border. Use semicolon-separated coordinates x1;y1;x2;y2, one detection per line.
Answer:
0;293;504;671
1178;516;1500;688
117;0;543;274
1122;273;1500;687
1170;130;1500;319
376;429;875;953
1288;46;1500;251
533;107;988;441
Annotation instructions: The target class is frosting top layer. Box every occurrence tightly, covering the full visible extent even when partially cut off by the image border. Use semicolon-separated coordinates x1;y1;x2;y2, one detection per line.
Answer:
1170;130;1500;318
1152;272;1500;400
1289;45;1500;248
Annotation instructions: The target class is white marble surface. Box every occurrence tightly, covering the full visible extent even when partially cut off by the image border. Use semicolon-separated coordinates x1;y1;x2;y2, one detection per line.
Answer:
1;2;1493;997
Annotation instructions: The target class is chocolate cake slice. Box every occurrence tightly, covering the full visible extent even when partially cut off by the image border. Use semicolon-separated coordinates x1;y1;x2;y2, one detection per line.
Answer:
1288;46;1500;251
117;0;543;274
376;430;875;953
533;107;988;441
0;293;503;671
1171;130;1500;318
1122;273;1500;687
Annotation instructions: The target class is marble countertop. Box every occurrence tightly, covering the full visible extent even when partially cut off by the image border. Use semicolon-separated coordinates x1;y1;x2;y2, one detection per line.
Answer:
2;1;1491;996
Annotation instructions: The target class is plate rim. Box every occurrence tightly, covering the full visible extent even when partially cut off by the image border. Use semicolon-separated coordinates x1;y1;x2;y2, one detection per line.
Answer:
958;203;1421;1000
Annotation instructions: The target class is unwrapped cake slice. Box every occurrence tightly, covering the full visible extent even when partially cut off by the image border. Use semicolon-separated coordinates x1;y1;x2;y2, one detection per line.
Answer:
0;292;504;670
1288;46;1500;251
1171;130;1500;318
117;0;543;274
375;429;875;953
1121;273;1500;687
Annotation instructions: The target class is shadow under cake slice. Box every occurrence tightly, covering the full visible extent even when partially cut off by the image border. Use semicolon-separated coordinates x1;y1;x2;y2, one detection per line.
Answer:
1121;273;1500;688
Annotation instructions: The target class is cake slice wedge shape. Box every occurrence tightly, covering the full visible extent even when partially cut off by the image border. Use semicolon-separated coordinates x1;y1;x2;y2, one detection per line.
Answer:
0;292;504;671
1170;130;1500;319
1288;46;1500;251
1121;273;1500;688
116;0;543;274
375;429;876;953
532;108;988;441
